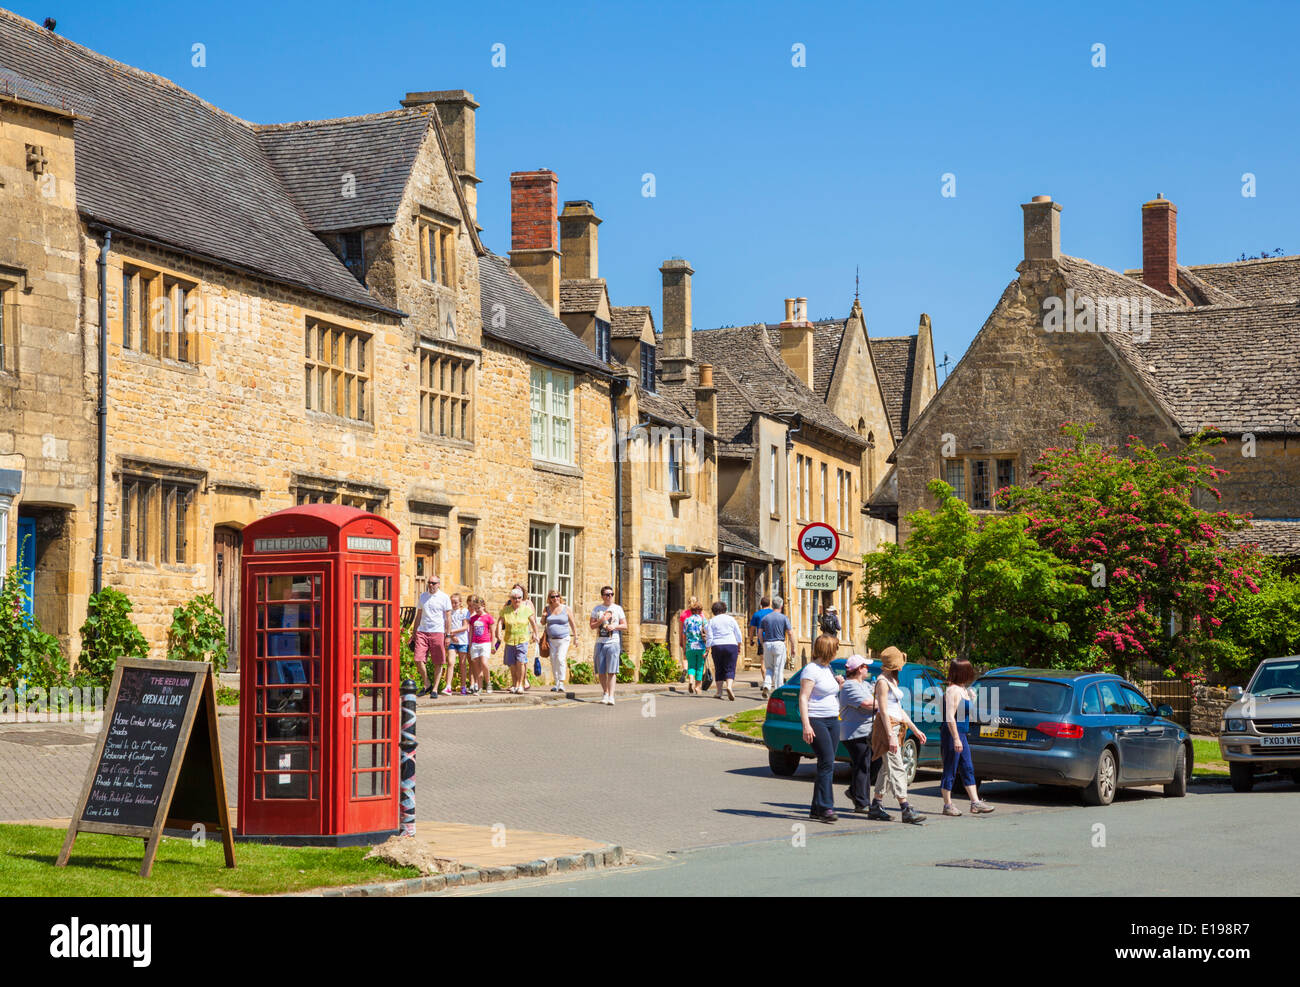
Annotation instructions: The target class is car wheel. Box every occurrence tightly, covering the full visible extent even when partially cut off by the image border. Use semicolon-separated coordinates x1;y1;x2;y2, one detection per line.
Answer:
1082;748;1117;806
768;750;801;777
902;737;919;787
1163;745;1189;798
1229;761;1254;793
1290;769;1300;788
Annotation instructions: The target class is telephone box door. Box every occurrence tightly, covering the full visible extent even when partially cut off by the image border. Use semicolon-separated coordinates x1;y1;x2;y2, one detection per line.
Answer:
243;565;331;834
340;565;398;833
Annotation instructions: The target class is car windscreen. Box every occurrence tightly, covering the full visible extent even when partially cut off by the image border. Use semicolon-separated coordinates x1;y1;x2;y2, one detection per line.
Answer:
1250;661;1300;697
973;677;1072;715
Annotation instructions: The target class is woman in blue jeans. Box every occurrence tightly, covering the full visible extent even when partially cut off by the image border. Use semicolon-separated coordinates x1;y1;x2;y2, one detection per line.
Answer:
799;634;843;823
941;658;994;817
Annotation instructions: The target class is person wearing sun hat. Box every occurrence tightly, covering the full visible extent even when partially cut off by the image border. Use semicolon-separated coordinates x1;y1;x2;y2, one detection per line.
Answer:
839;653;877;812
869;645;928;824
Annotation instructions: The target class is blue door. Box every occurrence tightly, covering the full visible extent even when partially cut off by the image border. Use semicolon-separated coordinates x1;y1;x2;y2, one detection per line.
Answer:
16;516;35;620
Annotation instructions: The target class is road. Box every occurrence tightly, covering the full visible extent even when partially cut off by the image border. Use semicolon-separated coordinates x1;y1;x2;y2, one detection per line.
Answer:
4;681;1294;896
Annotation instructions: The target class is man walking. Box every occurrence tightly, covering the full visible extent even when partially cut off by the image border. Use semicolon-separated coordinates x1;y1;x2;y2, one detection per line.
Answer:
414;576;452;698
758;596;796;698
589;585;627;706
747;596;772;670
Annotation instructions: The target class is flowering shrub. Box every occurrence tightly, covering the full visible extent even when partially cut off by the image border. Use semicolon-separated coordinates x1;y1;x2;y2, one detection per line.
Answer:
999;424;1262;677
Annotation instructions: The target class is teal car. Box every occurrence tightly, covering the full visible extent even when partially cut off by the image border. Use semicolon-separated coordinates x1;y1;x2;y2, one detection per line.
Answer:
761;657;946;784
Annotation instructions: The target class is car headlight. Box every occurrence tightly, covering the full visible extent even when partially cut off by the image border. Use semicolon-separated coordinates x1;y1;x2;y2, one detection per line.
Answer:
1224;718;1247;733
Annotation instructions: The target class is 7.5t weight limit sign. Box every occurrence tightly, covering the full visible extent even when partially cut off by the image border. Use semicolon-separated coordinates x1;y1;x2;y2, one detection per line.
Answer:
797;522;839;566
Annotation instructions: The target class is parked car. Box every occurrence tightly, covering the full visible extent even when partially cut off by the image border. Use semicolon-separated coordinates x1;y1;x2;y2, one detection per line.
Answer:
761;656;944;783
1218;654;1300;792
966;668;1191;806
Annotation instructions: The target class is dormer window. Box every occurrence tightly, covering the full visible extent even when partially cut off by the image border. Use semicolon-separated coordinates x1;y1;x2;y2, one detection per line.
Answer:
640;342;656;392
338;231;365;282
595;318;611;363
418;218;457;287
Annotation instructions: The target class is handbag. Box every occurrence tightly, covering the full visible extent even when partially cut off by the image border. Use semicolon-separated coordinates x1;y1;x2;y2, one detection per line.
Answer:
533;655;542;677
539;634;551;658
702;667;714;691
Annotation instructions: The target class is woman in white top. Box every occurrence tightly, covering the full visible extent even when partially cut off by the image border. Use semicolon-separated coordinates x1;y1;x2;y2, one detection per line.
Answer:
799;633;844;823
704;601;744;700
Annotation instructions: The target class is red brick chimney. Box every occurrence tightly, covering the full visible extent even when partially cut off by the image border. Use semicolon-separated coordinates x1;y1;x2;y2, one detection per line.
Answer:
1142;194;1178;296
510;170;560;314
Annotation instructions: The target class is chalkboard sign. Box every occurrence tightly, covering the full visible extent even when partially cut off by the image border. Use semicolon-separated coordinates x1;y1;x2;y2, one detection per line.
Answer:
57;659;235;878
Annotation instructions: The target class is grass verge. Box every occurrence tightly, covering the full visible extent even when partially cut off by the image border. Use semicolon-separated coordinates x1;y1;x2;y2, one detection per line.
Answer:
0;824;418;897
1192;737;1228;777
719;707;765;740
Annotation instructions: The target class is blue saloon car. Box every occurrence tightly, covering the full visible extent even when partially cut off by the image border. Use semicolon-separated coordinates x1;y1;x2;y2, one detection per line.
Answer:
967;668;1192;806
761;657;945;784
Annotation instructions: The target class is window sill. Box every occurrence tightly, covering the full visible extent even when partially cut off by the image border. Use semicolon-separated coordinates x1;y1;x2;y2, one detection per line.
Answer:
669;491;690;502
120;349;201;374
532;459;582;478
305;409;377;432
420;434;474;451
769;513;781;521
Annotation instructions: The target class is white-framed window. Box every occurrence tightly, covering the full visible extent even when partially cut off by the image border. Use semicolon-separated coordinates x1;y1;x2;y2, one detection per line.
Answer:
769;445;778;515
819;462;828;522
530;366;574;465
835;469;846;531
797;455;810;521
720;561;745;616
0;497;10;585
528;522;576;613
839;580;852;643
668;433;687;494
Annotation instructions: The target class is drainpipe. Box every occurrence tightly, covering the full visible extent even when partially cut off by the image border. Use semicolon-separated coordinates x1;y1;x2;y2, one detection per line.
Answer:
783;413;803;664
610;377;628;602
93;229;112;595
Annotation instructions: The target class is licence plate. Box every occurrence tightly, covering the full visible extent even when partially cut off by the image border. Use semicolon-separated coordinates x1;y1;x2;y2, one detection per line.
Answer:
1259;735;1300;747
980;726;1027;741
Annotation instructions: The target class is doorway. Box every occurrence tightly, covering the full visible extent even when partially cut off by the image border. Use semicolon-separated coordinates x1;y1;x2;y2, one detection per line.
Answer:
414;541;439;601
214;526;243;670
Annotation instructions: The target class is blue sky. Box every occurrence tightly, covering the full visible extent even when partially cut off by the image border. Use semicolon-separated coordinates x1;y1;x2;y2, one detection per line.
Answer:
12;0;1299;371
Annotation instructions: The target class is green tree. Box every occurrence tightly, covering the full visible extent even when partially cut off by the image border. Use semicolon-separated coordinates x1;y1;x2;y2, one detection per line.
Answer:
858;480;1088;666
77;586;149;687
1212;558;1300;674
167;594;229;672
999;425;1261;677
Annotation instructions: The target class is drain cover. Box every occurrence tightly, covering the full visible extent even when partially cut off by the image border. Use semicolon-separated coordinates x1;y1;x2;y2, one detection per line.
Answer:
0;730;95;747
936;859;1042;871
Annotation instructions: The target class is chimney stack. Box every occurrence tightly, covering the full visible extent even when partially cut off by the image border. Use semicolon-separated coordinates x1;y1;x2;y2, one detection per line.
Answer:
402;90;481;223
509;170;561;315
1021;195;1062;264
559;200;601;281
1142;194;1178;296
695;363;717;433
660;258;694;383
778;295;815;390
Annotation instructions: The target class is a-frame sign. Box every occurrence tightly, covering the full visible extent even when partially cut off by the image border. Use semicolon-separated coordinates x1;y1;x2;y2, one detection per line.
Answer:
57;658;235;878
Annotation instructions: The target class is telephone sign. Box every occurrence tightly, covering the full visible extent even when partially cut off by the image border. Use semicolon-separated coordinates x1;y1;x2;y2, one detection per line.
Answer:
797;522;840;565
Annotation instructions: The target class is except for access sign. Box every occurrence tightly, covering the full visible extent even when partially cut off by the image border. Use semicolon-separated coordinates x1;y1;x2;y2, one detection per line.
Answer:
795;569;839;591
797;522;840;565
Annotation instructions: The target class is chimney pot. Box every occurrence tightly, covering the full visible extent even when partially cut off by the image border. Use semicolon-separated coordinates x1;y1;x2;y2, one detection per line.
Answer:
1021;195;1063;263
796;297;808;323
1141;195;1178;297
698;363;714;388
784;298;795;323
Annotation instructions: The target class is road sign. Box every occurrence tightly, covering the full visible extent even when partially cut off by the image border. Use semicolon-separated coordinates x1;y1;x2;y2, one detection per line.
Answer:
796;522;839;565
795;569;839;591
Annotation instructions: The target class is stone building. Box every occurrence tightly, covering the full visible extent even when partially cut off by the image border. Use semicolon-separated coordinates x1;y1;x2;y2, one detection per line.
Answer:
889;192;1300;559
0;10;616;665
0;69;94;654
508;177;719;660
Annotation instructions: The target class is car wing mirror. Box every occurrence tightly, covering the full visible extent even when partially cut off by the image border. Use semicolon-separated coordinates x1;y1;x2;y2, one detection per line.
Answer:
1227;686;1244;702
1156;704;1173;718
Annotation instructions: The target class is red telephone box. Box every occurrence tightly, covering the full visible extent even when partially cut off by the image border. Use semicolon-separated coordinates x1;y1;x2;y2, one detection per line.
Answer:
237;505;401;845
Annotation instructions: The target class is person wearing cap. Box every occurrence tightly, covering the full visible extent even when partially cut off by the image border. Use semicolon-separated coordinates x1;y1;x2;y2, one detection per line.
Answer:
799;633;844;823
869;645;927;824
758;597;796;698
819;602;841;636
839;654;877;812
